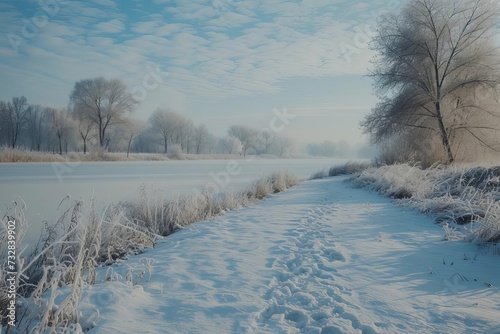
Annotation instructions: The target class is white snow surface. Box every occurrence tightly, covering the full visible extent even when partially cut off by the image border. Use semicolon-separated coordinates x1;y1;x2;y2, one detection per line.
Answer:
82;177;500;334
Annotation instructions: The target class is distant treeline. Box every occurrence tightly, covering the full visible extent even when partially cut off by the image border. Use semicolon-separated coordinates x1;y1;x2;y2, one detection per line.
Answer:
0;77;298;157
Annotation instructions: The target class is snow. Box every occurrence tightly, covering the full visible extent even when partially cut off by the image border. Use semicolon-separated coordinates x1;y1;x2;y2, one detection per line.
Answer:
57;177;500;333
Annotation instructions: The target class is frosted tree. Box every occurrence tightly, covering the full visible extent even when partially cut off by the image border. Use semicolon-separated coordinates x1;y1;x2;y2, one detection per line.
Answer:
276;136;293;157
193;124;211;154
70;77;137;148
258;130;275;155
362;0;500;163
26;105;48;151
228;125;257;156
50;108;72;155
75;116;95;154
149;108;176;154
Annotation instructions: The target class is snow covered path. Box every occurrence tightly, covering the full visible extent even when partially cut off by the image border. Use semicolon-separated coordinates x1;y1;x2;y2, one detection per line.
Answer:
88;177;500;334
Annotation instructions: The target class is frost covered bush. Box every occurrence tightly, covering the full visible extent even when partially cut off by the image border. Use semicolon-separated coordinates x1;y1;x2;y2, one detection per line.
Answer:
351;164;436;198
350;163;500;246
269;171;299;193
328;161;373;177
168;144;184;160
309;170;328;180
309;161;373;180
243;172;298;200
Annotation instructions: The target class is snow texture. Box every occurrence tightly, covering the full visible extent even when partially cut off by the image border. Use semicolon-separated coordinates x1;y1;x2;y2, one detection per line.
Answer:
68;177;500;333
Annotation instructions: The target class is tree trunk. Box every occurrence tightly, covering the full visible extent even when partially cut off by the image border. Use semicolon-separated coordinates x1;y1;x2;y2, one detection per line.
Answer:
83;139;87;154
164;137;168;154
127;137;133;158
99;118;105;147
435;102;454;163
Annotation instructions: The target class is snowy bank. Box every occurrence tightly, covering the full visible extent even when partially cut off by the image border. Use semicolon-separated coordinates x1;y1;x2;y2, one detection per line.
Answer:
4;176;499;333
0;171;298;333
346;163;500;247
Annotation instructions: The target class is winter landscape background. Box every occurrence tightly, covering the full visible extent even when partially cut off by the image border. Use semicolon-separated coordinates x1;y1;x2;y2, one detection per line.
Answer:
2;0;500;333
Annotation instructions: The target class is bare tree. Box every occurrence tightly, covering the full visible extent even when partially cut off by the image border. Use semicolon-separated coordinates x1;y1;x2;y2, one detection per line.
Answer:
3;96;31;148
179;119;194;153
363;0;500;163
76;117;96;154
193;124;210;154
70;77;137;148
276;136;293;157
50;108;71;155
228;125;257;156
148;109;194;154
149;108;174;154
0;101;9;146
122;119;144;157
26;105;49;151
258;130;275;155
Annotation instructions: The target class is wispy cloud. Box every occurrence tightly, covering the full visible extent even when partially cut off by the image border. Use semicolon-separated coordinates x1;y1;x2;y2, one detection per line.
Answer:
0;0;400;111
95;19;125;34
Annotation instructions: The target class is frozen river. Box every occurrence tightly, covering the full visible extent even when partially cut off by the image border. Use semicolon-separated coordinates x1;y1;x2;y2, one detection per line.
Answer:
0;158;349;241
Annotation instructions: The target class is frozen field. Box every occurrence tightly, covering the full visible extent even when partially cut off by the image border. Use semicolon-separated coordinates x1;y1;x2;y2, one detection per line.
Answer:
0;159;347;241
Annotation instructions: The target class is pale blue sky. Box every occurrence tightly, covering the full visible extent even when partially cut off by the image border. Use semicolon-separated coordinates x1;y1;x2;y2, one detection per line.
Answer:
0;0;404;145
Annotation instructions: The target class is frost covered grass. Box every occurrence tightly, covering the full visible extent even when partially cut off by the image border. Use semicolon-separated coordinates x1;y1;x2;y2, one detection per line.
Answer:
0;147;170;163
0;147;67;163
0;171;298;332
328;161;373;177
0;147;289;163
348;163;500;246
123;171;299;236
309;161;373;180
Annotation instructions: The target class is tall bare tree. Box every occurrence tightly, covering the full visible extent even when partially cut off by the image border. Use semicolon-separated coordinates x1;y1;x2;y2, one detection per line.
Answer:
193;124;210;154
70;77;137;148
0;101;10;146
276;136;293;157
50;108;71;155
182;119;194;153
3;96;31;148
76;117;96;154
26;105;48;151
122;119;144;157
258;130;275;155
362;0;500;163
149;108;174;154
